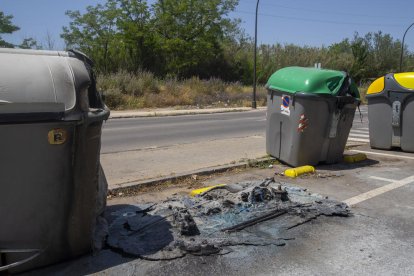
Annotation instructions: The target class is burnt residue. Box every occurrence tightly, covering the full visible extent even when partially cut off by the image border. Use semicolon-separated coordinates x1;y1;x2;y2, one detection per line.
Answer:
172;208;200;236
106;179;350;260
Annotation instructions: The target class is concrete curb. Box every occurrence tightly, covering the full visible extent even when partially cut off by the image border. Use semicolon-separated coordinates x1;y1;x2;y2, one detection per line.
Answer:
108;157;273;194
109;107;266;119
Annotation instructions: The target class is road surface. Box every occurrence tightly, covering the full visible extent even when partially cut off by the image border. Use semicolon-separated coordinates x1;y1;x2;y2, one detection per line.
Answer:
101;106;369;187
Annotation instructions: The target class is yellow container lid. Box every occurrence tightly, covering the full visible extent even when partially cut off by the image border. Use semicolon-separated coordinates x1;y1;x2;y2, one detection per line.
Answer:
394;72;414;90
367;76;385;95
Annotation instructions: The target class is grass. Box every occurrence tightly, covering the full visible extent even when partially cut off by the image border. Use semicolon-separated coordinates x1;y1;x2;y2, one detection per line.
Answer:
97;71;267;110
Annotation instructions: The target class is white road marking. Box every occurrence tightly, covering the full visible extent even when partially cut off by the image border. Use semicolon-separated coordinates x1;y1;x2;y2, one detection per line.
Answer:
369;176;395;183
347;137;370;142
350;129;370;134
350;149;414;160
348;133;370;138
344;175;414;206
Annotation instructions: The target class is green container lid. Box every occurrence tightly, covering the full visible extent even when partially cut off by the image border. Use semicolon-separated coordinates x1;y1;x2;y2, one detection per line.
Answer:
267;66;358;96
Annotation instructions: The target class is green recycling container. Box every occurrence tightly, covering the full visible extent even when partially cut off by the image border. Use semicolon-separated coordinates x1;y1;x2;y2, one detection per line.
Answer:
367;72;414;152
266;67;360;167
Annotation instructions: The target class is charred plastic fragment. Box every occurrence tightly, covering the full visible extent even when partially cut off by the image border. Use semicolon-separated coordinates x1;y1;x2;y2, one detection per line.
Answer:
252;187;274;202
173;208;200;236
271;187;289;202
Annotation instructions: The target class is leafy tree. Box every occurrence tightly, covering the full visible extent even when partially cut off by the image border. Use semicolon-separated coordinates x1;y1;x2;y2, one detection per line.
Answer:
350;34;369;82
0;11;19;48
153;0;239;78
369;31;401;75
114;0;161;73
62;2;120;73
19;37;42;49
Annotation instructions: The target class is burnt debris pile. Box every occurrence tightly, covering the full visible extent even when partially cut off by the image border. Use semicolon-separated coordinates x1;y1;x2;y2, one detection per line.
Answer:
107;179;349;260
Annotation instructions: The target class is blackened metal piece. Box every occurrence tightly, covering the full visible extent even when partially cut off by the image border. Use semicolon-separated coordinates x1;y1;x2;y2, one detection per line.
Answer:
221;209;287;233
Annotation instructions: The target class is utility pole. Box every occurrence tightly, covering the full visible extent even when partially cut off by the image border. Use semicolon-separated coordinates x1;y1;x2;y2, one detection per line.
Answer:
252;0;260;109
399;22;414;72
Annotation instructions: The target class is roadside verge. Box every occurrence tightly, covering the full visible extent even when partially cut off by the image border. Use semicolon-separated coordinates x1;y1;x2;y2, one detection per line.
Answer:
109;107;266;119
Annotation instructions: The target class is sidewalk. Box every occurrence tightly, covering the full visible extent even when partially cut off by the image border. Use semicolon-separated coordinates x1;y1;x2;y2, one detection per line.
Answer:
109;106;266;119
102;135;266;190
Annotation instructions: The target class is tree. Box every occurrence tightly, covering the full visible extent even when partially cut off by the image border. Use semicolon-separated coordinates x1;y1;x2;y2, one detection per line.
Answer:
153;0;239;78
350;33;369;82
61;0;160;73
0;11;20;48
61;2;120;73
44;30;55;50
114;0;161;73
19;37;42;49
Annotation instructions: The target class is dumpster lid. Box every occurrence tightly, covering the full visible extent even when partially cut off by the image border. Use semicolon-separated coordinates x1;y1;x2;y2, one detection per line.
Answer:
367;72;414;95
394;72;414;90
266;66;349;95
0;49;79;115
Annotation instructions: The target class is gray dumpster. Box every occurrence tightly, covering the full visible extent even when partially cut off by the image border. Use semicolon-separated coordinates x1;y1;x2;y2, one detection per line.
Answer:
266;67;360;167
0;49;110;273
367;73;414;152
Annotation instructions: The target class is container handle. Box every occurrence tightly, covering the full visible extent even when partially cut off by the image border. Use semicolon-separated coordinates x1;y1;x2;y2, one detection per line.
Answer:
85;108;110;124
0;249;42;272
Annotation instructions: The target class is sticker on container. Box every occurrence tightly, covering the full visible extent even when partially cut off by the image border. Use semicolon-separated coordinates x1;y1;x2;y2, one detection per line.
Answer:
48;128;67;145
280;95;291;116
297;114;309;132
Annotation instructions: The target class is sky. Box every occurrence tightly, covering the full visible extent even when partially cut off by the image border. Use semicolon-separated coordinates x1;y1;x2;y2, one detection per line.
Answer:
1;0;414;51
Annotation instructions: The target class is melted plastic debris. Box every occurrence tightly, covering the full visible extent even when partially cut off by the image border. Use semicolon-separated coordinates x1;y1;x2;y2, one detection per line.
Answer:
107;179;349;260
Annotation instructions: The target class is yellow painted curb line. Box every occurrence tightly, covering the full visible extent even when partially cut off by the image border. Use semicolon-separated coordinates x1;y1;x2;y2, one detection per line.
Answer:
189;184;227;197
284;165;315;178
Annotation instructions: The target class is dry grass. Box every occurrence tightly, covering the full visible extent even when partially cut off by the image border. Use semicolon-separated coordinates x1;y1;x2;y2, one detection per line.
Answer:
97;71;266;110
358;83;369;104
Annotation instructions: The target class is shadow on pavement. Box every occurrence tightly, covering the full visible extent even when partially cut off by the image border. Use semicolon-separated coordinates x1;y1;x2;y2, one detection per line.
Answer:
26;204;173;276
318;158;380;171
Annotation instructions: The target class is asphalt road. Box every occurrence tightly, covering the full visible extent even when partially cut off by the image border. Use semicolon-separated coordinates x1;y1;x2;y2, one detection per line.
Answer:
32;143;414;276
102;105;369;154
101;109;266;154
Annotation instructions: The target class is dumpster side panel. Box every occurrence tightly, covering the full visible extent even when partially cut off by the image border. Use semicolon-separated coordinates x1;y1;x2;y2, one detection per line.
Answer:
291;98;331;166
401;97;414;152
67;121;104;256
266;91;332;167
0;122;75;271
368;97;393;149
326;104;357;163
266;91;293;162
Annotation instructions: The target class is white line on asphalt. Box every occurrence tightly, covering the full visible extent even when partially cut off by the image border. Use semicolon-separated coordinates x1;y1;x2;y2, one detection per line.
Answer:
344;175;414;206
347;138;369;142
348;133;370;138
350;129;370;134
350;150;414;160
369;176;395;183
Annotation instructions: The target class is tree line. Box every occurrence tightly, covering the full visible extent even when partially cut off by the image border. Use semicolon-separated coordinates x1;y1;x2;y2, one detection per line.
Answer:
1;0;414;84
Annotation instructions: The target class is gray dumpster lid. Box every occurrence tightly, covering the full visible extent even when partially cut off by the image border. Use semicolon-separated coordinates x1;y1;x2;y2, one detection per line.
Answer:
0;49;82;115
